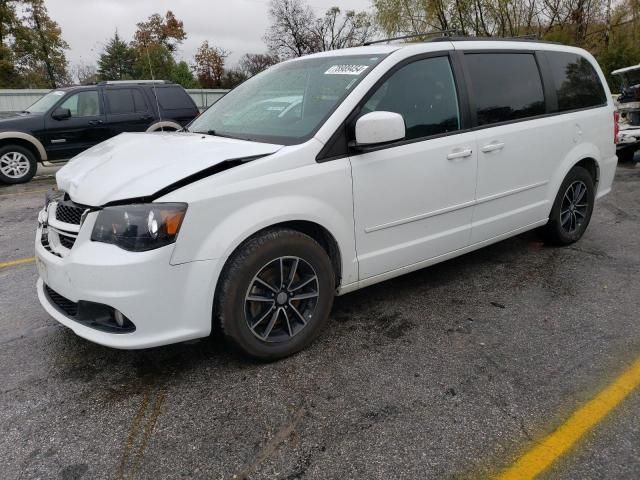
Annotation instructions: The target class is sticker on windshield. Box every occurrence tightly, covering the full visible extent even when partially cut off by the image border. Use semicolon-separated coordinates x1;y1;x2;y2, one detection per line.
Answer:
52;91;65;96
325;65;369;75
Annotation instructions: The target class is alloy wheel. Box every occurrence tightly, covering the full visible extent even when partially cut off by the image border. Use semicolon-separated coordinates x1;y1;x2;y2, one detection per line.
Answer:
0;151;30;179
560;180;589;234
244;256;319;343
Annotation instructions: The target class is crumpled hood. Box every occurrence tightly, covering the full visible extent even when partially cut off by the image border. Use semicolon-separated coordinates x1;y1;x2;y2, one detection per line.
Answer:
56;132;283;206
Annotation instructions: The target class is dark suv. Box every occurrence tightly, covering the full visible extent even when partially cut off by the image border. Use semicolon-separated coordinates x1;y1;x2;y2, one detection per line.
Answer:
0;80;199;184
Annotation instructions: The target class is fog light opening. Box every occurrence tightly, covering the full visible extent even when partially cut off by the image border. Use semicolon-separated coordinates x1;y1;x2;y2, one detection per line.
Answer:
114;310;125;328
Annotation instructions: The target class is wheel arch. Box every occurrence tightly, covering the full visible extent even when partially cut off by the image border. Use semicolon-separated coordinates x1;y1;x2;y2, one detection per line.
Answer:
0;132;46;161
145;121;182;132
217;220;343;289
547;144;602;217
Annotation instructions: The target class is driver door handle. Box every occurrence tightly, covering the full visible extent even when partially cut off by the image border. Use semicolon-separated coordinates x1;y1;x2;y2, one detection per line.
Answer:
481;142;505;153
88;119;103;126
447;148;473;160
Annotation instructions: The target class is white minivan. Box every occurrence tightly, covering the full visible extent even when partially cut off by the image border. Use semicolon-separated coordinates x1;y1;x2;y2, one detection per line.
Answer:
35;39;617;359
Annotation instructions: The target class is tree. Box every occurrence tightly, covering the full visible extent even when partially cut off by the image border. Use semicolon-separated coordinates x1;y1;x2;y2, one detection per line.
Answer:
0;0;21;87
131;11;188;82
239;52;279;77
133;10;186;53
312;7;378;50
265;0;318;57
265;0;376;58
72;62;98;84
97;31;135;80
193;40;228;88
14;0;69;87
220;68;249;89
170;60;198;88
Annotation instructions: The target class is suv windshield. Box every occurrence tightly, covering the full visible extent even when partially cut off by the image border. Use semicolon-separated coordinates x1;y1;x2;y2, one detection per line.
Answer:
25;90;66;113
188;54;386;145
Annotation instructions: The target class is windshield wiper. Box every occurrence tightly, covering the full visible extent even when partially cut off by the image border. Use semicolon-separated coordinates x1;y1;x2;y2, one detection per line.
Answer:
193;129;241;140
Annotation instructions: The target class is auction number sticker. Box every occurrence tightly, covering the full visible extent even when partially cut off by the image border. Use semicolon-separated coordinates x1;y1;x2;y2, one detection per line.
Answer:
325;65;369;75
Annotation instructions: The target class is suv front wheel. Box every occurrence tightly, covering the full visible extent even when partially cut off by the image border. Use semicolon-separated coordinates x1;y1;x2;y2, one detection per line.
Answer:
0;144;37;184
216;229;335;360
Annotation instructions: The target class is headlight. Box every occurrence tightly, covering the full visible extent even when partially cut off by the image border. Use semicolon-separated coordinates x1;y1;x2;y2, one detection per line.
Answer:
91;203;187;252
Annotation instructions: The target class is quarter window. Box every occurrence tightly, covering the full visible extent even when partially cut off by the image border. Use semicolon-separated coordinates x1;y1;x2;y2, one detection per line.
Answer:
362;56;461;140
545;51;607;111
465;53;545;126
58;91;101;117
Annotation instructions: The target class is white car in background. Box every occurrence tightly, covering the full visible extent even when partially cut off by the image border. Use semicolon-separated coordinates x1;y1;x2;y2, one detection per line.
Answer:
35;38;617;359
612;63;640;163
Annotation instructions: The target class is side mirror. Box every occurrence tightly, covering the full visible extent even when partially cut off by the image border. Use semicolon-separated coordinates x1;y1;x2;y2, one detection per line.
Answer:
354;111;405;148
52;107;71;120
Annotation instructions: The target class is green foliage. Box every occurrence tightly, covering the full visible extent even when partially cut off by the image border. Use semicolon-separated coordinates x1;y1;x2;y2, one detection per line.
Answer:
1;0;70;88
97;31;135;81
170;60;198;88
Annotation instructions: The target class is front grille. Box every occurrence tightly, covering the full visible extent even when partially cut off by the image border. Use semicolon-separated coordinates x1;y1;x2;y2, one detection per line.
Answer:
59;234;75;249
40;229;61;257
44;285;78;317
55;202;87;225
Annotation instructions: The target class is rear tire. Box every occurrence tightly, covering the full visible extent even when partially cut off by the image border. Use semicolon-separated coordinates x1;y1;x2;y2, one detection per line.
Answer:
215;229;335;360
543;166;595;246
0;144;37;184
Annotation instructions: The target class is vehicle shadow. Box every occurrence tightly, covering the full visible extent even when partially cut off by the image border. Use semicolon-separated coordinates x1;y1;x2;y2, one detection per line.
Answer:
45;229;545;392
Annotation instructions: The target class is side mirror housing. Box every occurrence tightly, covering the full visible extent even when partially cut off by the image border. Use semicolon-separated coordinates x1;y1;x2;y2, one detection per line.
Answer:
52;107;71;120
353;111;405;148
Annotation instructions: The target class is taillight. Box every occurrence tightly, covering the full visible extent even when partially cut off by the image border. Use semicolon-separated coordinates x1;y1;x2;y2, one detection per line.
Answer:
614;111;619;144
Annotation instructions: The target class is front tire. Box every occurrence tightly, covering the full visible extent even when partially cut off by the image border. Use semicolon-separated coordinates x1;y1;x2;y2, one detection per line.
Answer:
543;166;595;245
0;144;37;184
215;229;335;360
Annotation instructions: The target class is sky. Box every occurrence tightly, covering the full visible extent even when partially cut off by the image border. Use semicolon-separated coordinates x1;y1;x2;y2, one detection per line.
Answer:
46;0;372;69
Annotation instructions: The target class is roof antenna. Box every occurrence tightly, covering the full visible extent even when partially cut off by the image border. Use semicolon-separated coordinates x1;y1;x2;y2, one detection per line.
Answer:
144;42;164;132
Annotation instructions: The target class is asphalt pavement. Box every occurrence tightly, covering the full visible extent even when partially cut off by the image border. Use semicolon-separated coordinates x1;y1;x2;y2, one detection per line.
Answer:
1;163;639;479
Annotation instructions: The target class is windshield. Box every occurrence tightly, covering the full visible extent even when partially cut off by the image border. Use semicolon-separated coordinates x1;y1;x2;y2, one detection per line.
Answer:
25;90;66;113
188;54;387;144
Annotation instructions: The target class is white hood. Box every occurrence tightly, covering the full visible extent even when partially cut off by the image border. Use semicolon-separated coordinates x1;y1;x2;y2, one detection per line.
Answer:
56;132;283;206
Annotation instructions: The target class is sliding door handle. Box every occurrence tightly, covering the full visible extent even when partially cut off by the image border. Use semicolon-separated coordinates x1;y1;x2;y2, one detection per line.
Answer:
447;148;473;160
481;142;505;153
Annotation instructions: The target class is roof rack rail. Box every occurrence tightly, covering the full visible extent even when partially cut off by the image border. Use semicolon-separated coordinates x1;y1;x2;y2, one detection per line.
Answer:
97;80;173;85
427;34;562;44
363;30;464;46
363;32;560;46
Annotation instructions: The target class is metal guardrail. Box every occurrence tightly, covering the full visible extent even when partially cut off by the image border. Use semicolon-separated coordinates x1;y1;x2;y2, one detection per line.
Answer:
0;88;230;113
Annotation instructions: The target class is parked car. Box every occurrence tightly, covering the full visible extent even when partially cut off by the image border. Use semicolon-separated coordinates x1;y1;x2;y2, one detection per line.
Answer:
35;39;617;359
612;63;640;163
0;80;199;184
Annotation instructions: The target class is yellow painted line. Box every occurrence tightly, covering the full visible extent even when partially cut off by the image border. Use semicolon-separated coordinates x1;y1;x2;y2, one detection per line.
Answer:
0;188;49;198
497;357;640;480
0;257;35;269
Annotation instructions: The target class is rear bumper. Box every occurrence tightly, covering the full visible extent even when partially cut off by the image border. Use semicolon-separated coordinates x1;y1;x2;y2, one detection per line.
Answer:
35;222;222;349
596;154;619;200
617;128;640;148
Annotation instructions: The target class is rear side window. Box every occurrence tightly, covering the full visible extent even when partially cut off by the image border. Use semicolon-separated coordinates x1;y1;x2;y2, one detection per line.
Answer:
362;56;460;140
106;89;147;114
545;52;607;111
465;53;545;126
155;87;194;110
